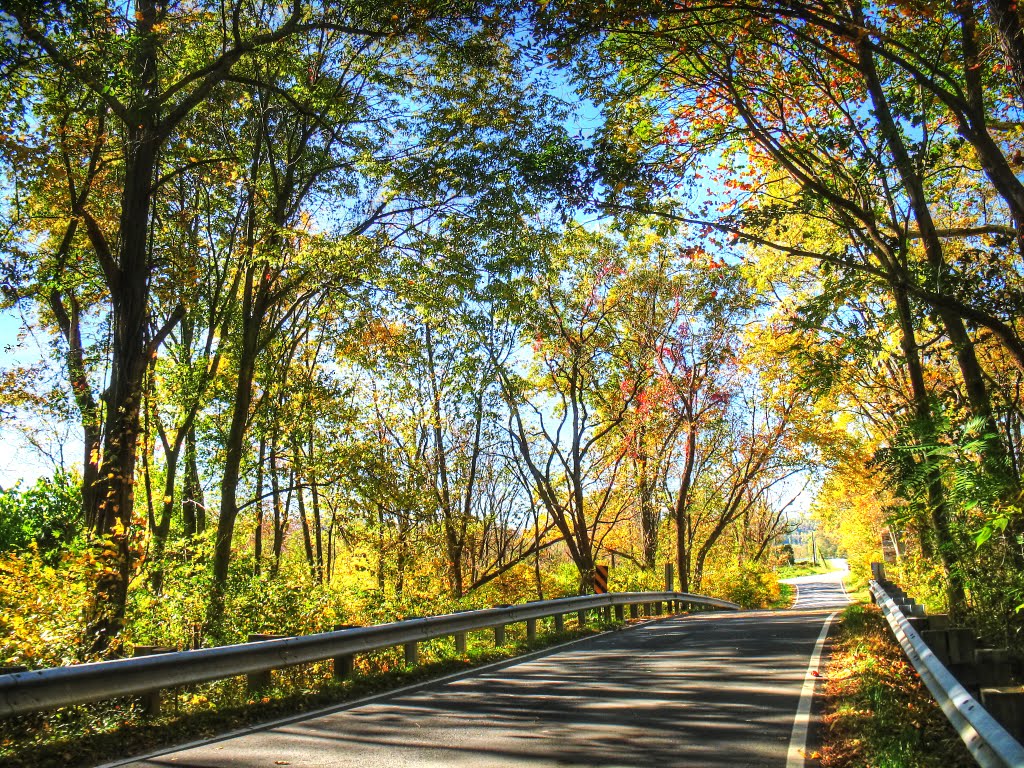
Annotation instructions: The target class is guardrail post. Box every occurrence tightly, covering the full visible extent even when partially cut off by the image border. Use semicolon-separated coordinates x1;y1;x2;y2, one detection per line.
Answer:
494;624;506;646
526;618;537;642
554;613;564;632
246;634;284;691
981;688;1024;740
975;649;1013;687
644;603;653;617
577;609;587;628
404;641;419;666
654;601;663;615
630;604;639;619
922;628;977;666
614;605;625;622
332;624;358;679
132;646;174;715
454;631;467;654
333;653;354;679
602;605;611;622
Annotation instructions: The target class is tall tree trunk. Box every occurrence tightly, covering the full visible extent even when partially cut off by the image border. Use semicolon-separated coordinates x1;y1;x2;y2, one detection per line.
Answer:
674;424;697;593
84;127;165;655
209;261;267;632
858;28;1012;613
635;422;658;570
988;0;1024;106
891;285;941;562
424;324;466;598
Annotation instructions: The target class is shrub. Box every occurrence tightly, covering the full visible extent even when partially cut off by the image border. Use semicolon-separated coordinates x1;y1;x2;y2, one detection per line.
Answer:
709;565;782;609
0;548;90;667
0;472;83;559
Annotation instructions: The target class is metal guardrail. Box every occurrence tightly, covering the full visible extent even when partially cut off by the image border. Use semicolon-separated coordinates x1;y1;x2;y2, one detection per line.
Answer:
0;590;738;719
871;580;1024;768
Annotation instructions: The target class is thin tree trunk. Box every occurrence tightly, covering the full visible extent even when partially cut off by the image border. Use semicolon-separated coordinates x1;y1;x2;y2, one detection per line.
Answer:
297;475;315;575
182;425;204;537
254;434;265;577
309;456;324;584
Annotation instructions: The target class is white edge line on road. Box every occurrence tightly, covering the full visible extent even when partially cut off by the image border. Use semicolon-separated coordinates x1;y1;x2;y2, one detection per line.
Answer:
97;615;681;768
838;572;850;602
786;610;838;768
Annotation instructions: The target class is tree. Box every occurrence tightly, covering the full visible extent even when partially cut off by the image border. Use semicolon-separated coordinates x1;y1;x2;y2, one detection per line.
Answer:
498;228;642;592
0;0;459;653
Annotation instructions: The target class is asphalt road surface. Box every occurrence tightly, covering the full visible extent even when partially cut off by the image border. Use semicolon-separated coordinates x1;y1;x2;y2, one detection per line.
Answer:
110;573;851;768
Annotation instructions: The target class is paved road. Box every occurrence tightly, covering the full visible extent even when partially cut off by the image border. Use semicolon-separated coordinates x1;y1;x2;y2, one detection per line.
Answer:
111;575;851;768
782;567;851;611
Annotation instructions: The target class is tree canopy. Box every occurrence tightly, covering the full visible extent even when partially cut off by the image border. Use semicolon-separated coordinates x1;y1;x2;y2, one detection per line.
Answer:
0;0;1022;682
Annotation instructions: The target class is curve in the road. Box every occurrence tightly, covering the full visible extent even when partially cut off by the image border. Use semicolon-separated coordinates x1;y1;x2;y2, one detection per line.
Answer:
783;569;852;611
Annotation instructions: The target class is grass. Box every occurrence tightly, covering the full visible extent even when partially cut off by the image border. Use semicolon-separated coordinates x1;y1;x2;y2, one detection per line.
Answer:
776;562;833;579
0;619;628;768
769;583;795;609
817;603;974;768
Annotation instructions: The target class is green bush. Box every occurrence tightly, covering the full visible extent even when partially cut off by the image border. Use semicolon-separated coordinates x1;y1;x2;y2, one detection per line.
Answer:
0;472;83;559
710;565;782;609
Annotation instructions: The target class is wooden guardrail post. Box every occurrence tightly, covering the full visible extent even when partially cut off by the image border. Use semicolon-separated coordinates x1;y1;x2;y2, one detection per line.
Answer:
577;609;587;628
133;646;175;715
246;634;285;691
403;641;418;666
975;649;1013;688
332;625;358;680
454;631;467;654
554;613;564;632
980;688;1024;740
614;605;625;622
922;627;977;667
526;618;537;642
630;604;639;619
494;624;506;646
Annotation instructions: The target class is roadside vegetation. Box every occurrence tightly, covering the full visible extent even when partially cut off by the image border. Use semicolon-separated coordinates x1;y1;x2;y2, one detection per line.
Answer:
818;604;973;768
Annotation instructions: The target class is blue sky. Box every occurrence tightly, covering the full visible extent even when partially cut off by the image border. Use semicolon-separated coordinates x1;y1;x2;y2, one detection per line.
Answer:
0;305;74;487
